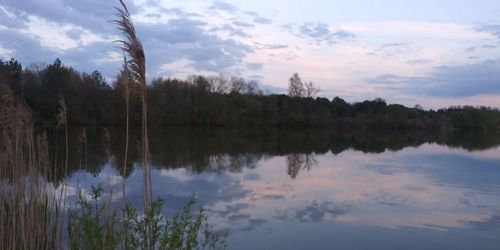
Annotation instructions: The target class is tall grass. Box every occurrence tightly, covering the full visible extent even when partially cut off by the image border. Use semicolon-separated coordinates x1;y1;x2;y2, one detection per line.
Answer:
0;83;61;250
112;0;153;225
111;1;158;248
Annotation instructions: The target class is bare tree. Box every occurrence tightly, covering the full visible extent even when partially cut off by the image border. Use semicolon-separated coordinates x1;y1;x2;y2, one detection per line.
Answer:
215;73;229;94
230;76;246;93
246;80;261;95
287;73;305;97
304;81;319;98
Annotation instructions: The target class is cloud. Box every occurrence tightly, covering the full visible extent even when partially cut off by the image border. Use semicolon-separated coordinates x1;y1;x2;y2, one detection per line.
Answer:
289;23;355;45
211;24;251;38
406;59;433;65
0;0;125;74
0;0;258;79
465;46;476;53
141;17;253;75
243;11;259;17
149;171;251;213
259;83;287;94
465;214;500;232
60;42;119;76
368;43;420;57
253;17;272;25
0;0;272;81
65;29;82;40
214;203;250;217
243;173;260;180
0;0;138;35
232;21;254;28
0;23;121;77
228;214;251;221
158;7;202;18
247;63;263;70
0;29;58;63
254;42;288;50
0;6;28;29
368;60;500;97
476;25;500;39
209;1;238;13
248;75;264;81
240;218;267;231
291;201;350;223
482;44;497;49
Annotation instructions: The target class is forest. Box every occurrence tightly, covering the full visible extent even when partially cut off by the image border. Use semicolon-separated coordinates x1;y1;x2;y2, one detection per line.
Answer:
1;57;500;131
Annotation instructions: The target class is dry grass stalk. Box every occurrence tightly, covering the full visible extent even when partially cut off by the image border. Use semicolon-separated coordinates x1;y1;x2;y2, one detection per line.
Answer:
112;1;153;247
56;95;68;177
117;56;131;201
0;83;61;250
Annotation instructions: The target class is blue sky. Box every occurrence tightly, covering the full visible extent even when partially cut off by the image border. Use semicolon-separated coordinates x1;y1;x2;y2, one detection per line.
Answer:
1;0;500;108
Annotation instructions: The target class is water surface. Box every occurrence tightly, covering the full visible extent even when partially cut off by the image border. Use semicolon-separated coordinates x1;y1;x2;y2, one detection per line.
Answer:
58;128;500;249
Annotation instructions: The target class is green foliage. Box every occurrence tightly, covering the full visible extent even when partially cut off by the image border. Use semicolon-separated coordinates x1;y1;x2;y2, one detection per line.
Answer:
68;186;226;250
68;185;120;250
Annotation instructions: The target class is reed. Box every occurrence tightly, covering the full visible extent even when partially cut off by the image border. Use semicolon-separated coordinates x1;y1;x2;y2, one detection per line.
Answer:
117;56;131;200
56;95;69;177
112;0;153;247
0;83;61;250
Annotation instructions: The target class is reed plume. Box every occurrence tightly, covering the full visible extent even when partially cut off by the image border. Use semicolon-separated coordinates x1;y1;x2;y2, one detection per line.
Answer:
112;0;153;247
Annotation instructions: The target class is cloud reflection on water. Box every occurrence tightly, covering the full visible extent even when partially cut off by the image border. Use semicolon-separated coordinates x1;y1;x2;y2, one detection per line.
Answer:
63;139;500;249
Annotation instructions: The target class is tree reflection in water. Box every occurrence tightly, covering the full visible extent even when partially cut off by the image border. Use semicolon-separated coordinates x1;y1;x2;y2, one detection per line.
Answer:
36;126;500;184
287;154;318;179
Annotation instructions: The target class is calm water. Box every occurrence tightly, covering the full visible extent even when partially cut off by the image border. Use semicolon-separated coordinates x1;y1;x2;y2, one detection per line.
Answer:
57;128;500;249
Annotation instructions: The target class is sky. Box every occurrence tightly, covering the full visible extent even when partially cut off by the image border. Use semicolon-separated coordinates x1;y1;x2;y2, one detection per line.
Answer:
1;0;500;108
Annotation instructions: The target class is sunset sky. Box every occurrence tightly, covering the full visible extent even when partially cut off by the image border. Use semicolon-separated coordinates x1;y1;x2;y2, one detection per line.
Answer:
1;0;500;108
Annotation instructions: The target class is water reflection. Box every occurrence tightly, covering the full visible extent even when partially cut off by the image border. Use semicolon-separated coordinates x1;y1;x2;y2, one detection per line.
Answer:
44;127;500;182
286;154;318;179
50;128;500;249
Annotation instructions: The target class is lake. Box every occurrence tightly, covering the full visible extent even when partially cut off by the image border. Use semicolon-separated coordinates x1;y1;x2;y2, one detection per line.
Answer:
55;127;500;249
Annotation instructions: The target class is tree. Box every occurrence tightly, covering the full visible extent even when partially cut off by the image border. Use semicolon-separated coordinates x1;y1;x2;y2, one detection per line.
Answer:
230;76;246;94
287;73;305;97
210;73;229;94
304;81;319;98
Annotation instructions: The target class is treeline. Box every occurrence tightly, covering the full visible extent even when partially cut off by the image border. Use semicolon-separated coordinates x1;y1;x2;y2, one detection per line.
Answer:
1;58;500;131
